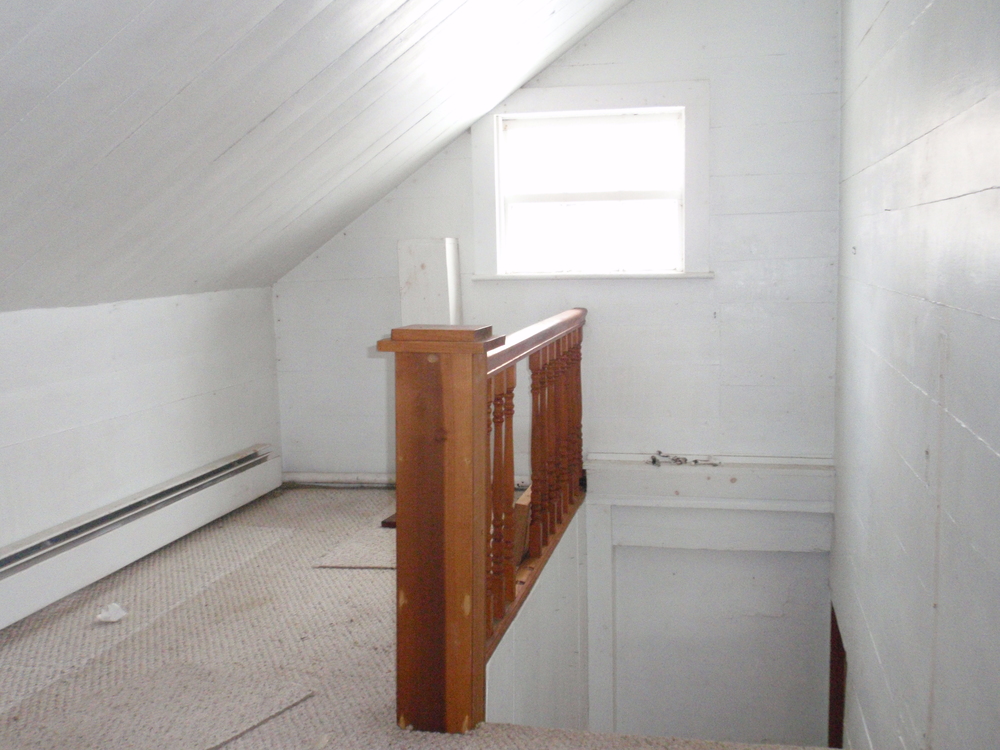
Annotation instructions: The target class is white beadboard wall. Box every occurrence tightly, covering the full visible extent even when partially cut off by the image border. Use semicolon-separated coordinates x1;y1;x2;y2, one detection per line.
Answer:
274;0;841;476
834;1;1000;749
0;289;282;553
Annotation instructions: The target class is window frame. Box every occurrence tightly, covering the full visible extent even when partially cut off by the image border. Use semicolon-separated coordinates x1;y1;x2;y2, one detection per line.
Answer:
495;108;687;275
472;81;712;280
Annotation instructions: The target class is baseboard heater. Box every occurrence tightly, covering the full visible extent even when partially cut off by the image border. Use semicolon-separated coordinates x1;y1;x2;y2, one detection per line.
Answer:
0;446;281;630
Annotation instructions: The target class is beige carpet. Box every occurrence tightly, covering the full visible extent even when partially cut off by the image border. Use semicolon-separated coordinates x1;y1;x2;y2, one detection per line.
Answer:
0;487;822;750
0;525;294;715
0;661;312;749
315;527;396;569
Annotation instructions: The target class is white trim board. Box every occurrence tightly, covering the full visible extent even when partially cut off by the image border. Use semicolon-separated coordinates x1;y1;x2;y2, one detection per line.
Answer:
610;505;832;553
0;457;281;631
587;496;834;513
584;455;835;505
471;272;715;281
587;452;833;467
282;472;395;486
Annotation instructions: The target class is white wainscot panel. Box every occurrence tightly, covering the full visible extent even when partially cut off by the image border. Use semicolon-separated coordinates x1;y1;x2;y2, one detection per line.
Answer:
614;546;830;746
585;456;833;746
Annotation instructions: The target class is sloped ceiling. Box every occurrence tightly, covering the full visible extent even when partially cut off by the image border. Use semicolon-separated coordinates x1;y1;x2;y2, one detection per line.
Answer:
0;0;629;312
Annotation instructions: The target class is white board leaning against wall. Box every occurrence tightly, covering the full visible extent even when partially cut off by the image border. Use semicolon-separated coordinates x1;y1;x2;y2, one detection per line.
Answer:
397;238;462;326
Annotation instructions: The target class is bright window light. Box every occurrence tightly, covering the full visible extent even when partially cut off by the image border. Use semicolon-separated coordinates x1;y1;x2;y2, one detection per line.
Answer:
496;109;685;275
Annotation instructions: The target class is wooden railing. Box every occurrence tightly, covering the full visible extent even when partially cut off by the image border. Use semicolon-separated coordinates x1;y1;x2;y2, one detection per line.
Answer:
377;308;586;734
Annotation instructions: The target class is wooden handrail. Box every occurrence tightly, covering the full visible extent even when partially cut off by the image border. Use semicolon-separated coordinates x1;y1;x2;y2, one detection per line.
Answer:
377;309;586;734
485;308;586;375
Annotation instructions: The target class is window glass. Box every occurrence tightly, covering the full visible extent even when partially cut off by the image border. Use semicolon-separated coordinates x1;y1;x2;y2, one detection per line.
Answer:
497;109;685;275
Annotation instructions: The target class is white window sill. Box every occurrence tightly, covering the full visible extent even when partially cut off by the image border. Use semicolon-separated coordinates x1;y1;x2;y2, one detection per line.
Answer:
471;271;714;281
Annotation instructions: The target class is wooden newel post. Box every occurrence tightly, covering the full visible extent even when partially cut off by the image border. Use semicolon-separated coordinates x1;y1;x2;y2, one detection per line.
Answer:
376;324;503;734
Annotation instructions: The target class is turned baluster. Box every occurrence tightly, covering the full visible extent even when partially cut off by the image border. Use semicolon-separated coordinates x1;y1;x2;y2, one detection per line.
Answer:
542;344;559;528
528;351;547;557
558;335;572;520
490;372;508;622
485;382;494;636
543;344;558;542
545;342;561;530
502;370;517;603
563;334;576;513
562;340;571;512
549;341;563;526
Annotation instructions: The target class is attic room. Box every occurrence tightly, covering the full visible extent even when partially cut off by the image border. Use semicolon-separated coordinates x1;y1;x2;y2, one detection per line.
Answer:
1;0;997;749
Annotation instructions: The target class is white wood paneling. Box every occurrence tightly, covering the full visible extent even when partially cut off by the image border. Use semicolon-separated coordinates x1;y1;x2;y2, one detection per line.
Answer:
0;0;629;313
835;1;1000;748
0;289;281;550
0;1;63;57
272;132;475;475
584;503;614;733
485;510;588;730
470;0;840;461
841;0;1000;180
613;546;829;745
273;0;841;481
586;457;832;746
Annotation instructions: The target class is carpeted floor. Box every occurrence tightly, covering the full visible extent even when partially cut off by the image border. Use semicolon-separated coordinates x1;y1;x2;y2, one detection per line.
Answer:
0;487;823;750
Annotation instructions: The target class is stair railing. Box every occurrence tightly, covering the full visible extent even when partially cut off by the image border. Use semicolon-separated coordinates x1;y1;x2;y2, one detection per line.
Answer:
377;308;586;734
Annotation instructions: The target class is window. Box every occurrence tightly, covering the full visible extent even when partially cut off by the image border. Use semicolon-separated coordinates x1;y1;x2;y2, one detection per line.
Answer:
496;109;685;275
473;82;711;279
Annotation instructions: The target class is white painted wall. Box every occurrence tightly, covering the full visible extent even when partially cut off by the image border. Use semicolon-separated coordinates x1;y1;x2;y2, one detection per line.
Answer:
586;459;833;746
274;0;841;476
0;289;282;620
834;1;1000;749
274;139;472;476
486;510;588;730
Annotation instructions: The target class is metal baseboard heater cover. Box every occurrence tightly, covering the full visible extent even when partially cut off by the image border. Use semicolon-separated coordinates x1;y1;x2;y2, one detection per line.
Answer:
0;445;272;582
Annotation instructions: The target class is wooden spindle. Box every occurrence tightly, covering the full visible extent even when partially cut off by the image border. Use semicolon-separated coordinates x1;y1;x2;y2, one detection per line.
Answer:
491;371;507;622
529;351;546;558
564;333;573;504
542;344;559;546
545;343;560;534
549;342;561;526
486;378;495;637
559;336;573;520
503;369;516;603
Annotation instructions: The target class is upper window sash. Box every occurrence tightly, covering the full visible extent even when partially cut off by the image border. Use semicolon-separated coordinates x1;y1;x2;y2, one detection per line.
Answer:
472;81;712;279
